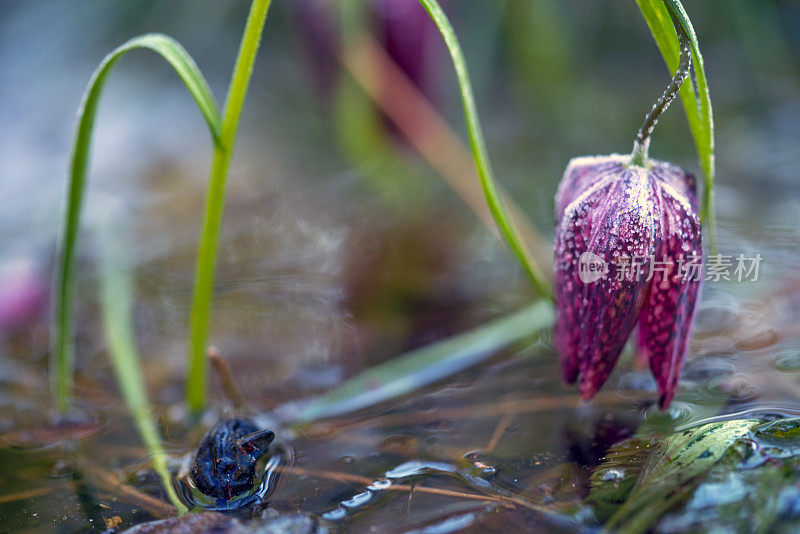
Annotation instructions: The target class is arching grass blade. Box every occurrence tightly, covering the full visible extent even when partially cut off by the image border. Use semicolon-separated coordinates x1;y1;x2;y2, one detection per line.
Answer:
52;33;221;413
416;0;552;300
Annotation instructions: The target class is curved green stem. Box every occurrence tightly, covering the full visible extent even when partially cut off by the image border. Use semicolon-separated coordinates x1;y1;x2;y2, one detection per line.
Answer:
636;0;715;234
417;0;552;300
630;12;693;166
52;34;221;413
186;0;273;412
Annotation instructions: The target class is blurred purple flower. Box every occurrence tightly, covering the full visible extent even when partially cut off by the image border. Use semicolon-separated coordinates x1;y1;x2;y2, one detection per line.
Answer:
294;0;341;101
0;257;49;334
372;0;435;94
294;0;437;103
553;154;702;408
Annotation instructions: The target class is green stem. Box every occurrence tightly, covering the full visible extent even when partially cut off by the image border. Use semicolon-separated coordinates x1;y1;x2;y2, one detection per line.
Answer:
636;0;715;238
417;0;552;300
186;0;272;412
630;10;693;167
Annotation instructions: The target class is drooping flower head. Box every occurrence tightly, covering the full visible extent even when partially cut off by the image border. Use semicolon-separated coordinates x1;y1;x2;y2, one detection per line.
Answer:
553;7;703;409
554;154;702;408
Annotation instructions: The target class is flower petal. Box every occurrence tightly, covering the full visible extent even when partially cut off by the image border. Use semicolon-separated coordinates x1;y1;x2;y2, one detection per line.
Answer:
554;165;660;398
638;164;702;408
651;160;700;212
554;175;617;383
555;154;630;224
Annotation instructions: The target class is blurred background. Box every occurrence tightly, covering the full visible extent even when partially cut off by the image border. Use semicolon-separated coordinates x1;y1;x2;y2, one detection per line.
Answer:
1;0;800;531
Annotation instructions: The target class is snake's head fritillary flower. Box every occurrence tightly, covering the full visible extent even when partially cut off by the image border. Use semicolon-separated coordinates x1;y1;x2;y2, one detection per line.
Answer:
554;154;702;408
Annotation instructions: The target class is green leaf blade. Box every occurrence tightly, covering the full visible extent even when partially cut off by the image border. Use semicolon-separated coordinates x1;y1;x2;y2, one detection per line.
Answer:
287;301;553;424
52;33;221;412
417;0;552;300
186;0;273;413
97;218;187;514
600;419;761;534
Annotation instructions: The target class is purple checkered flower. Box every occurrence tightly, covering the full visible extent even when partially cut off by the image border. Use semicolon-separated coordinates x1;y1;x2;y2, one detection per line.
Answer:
553;154;702;408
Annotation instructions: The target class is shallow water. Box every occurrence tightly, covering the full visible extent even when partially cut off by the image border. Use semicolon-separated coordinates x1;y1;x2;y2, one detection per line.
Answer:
4;271;800;531
2;1;800;532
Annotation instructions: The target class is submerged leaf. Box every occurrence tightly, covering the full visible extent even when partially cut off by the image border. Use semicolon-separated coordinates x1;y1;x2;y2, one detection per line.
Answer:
587;438;654;523
589;419;800;531
285;301;553;424
635;419;759;488
662;419;800;532
660;417;800;533
590;419;761;533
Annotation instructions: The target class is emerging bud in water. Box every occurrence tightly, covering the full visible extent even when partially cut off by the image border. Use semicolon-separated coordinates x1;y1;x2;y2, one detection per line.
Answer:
554;154;702;408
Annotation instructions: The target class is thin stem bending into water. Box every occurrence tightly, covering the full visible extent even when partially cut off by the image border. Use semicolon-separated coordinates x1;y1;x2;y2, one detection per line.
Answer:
186;0;272;412
630;11;693;166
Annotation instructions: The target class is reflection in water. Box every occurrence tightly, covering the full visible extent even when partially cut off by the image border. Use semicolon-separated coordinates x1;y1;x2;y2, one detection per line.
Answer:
322;459;498;522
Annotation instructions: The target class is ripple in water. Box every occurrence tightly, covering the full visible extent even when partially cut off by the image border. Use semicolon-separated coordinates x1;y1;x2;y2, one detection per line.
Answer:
321;459;501;522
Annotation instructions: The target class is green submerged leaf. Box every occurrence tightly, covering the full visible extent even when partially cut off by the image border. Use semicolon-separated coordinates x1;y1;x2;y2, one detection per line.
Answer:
590;419;762;534
287;301;553;424
675;417;800;534
636;419;760;487
588;438;654;523
589;418;800;532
